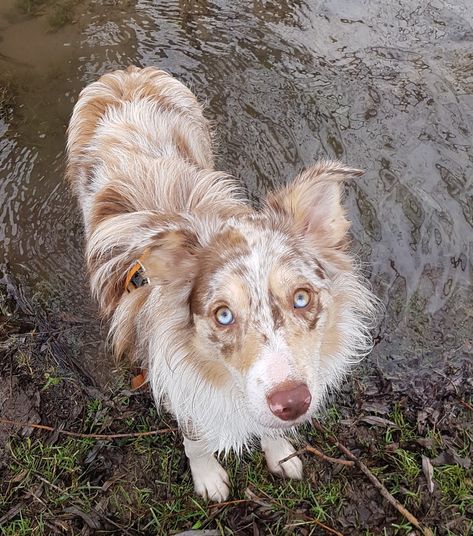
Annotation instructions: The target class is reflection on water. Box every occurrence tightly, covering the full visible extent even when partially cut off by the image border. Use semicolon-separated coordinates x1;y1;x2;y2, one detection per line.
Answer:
0;0;471;380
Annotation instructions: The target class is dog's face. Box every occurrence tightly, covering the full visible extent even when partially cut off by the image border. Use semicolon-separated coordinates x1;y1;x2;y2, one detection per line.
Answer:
189;222;331;428
140;163;373;430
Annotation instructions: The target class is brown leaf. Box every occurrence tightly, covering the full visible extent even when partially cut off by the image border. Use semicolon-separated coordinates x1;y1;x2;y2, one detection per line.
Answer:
422;455;435;493
361;415;397;428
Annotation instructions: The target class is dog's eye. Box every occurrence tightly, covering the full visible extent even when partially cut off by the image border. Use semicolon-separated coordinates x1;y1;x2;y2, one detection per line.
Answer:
215;306;234;326
293;289;311;309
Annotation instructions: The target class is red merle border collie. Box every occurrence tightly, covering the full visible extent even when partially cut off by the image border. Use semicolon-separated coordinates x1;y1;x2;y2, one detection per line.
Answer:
67;66;377;501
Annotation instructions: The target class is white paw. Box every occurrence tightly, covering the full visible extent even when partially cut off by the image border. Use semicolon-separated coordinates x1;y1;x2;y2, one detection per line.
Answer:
262;436;303;480
189;455;230;502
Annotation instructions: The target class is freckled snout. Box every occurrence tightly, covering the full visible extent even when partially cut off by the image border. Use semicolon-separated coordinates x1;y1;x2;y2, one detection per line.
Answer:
267;382;312;421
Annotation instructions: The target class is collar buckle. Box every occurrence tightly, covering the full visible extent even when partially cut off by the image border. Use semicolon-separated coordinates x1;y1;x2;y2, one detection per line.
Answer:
125;250;150;293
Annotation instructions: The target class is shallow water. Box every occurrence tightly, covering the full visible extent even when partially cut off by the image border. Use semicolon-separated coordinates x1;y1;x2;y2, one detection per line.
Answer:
1;0;471;382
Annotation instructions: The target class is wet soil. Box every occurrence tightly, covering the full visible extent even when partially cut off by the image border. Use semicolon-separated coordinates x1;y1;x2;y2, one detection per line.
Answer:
0;0;472;534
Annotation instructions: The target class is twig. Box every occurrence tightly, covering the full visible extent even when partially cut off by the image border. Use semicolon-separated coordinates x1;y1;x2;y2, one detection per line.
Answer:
0;504;22;525
0;417;177;440
312;419;434;536
285;518;344;536
35;474;65;494
278;445;354;467
460;399;473;412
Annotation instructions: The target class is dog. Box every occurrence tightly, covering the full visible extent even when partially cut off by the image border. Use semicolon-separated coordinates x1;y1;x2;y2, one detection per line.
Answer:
66;66;377;501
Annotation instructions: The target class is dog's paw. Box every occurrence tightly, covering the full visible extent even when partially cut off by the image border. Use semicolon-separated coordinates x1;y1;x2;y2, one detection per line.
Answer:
261;436;303;480
189;455;230;502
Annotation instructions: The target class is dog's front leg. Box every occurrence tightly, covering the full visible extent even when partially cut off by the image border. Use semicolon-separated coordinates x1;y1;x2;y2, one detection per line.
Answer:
183;437;230;502
261;436;303;479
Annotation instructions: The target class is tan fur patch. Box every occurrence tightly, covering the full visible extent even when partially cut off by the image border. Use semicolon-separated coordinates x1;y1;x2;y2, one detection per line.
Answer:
113;289;151;359
233;331;263;372
264;162;362;254
190;230;250;316
90;183;135;228
173;130;194;163
66;94;118;189
320;295;343;357
146;228;199;283
196;360;230;388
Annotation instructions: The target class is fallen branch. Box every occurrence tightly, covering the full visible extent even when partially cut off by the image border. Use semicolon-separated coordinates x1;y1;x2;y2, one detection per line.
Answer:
0;417;176;440
312;419;433;536
278;445;354;467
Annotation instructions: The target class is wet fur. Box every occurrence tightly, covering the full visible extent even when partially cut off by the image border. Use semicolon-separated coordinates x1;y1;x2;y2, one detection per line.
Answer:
67;66;377;461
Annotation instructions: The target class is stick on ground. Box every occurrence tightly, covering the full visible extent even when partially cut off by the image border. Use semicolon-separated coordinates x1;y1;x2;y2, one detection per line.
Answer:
312;419;434;536
0;417;176;440
278;445;354;467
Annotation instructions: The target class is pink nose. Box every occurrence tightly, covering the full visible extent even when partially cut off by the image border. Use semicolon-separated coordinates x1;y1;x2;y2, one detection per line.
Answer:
267;382;312;421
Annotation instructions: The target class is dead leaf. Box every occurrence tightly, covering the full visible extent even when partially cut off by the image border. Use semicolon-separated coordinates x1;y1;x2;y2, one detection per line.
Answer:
360;415;397;428
63;506;101;529
422;455;434;493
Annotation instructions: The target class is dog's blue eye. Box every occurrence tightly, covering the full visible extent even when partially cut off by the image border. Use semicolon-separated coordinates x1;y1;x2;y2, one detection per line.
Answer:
293;289;310;309
215;306;234;325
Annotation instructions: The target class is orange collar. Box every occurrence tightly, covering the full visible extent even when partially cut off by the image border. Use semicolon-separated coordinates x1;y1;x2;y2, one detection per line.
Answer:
125;250;150;390
124;248;150;293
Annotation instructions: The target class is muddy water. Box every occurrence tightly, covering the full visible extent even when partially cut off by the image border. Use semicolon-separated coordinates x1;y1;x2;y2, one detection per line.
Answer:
1;0;472;383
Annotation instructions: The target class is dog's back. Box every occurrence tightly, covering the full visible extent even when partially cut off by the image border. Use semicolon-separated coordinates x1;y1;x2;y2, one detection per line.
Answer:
67;66;216;234
66;66;243;317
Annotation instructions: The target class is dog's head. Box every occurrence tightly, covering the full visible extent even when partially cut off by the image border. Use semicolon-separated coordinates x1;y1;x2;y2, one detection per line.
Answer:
106;161;376;430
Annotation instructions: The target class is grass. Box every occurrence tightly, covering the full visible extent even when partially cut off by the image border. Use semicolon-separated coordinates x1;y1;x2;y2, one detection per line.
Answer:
14;350;35;375
1;514;39;536
1;423;347;535
389;402;417;443
435;464;473;514
390;449;420;485
41;370;62;391
7;436;95;499
1;395;472;535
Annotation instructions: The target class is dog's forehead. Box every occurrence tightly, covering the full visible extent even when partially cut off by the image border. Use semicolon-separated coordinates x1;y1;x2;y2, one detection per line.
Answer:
191;220;327;315
207;221;321;291
213;222;289;270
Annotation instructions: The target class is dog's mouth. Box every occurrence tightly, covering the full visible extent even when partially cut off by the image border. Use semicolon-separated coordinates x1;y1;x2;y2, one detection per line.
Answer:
254;409;313;430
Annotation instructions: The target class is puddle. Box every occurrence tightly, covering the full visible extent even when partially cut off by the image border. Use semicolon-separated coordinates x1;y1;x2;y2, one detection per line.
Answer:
1;0;472;383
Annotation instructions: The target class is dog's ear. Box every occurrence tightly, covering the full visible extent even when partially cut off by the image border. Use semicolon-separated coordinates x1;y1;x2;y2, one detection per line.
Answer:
145;227;200;283
87;212;201;316
266;161;363;250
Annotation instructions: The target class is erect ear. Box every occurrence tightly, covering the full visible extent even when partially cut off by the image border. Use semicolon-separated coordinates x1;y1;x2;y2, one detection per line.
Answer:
265;161;363;249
